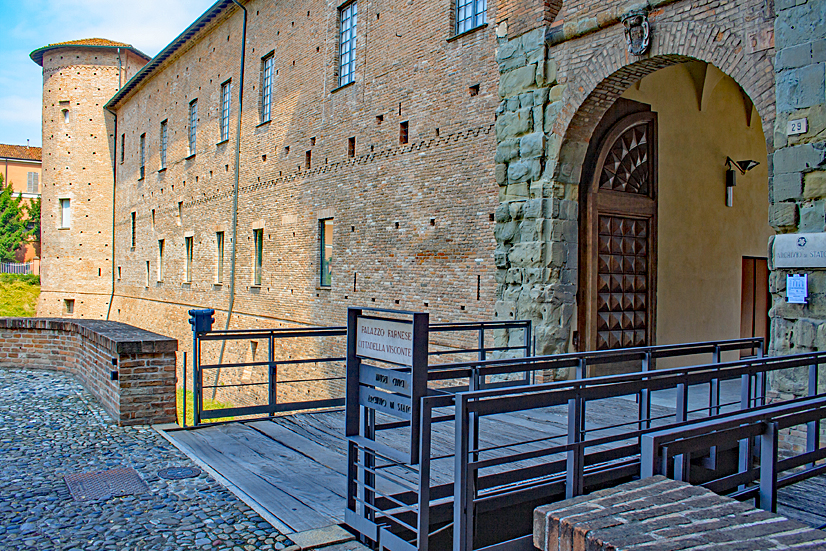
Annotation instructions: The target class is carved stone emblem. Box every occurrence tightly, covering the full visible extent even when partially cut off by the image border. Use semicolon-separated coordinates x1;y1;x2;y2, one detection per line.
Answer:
622;10;651;56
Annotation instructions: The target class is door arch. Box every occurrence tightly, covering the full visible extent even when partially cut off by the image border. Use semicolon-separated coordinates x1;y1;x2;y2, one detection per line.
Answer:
580;111;658;351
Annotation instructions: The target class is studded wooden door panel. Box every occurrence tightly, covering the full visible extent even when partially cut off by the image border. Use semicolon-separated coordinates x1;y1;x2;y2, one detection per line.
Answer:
581;111;657;352
596;216;649;350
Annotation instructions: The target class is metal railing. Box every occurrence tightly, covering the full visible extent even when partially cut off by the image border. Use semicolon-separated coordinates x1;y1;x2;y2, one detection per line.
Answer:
190;319;533;426
0;261;33;275
641;393;826;512
346;339;826;551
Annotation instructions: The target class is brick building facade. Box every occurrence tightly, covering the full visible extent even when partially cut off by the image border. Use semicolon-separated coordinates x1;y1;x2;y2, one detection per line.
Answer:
31;0;826;400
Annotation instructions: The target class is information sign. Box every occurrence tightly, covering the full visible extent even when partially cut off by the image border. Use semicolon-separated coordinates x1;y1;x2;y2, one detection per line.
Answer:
787;274;808;304
356;317;414;366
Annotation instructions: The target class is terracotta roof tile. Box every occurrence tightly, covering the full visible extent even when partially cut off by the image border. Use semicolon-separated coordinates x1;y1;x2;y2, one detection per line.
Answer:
47;38;132;48
0;145;42;162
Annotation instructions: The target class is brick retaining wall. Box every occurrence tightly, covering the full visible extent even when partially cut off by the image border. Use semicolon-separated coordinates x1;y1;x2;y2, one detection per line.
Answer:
534;476;826;551
0;318;178;426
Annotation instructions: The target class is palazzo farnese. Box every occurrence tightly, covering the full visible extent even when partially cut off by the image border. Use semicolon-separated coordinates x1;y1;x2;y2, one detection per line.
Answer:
32;0;826;400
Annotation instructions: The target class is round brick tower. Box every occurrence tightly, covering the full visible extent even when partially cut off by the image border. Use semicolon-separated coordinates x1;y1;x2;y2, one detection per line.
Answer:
31;39;150;319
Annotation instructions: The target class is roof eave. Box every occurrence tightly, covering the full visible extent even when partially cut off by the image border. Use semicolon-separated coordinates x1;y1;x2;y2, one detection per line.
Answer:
30;43;151;67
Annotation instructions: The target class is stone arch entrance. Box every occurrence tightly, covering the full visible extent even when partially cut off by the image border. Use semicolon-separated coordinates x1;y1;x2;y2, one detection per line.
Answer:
570;60;773;356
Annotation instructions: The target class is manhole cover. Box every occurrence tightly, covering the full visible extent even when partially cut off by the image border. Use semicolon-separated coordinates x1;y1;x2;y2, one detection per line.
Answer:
158;466;201;480
64;467;149;501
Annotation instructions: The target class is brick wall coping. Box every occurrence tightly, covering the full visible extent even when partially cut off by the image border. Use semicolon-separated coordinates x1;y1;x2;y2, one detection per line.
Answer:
534;476;826;551
0;317;178;354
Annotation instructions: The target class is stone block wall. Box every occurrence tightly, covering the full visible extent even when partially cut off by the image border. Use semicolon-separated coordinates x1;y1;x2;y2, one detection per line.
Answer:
769;0;826;396
0;318;177;425
534;476;826;551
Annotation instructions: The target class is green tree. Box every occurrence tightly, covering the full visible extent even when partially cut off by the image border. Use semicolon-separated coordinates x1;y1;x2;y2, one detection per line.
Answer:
26;196;41;243
0;174;33;262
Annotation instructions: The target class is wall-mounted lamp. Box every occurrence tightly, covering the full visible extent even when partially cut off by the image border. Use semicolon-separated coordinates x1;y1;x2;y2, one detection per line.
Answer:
725;157;759;207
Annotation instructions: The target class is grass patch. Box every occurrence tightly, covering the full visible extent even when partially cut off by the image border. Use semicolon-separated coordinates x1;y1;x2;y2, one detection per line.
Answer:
176;388;235;426
0;273;40;317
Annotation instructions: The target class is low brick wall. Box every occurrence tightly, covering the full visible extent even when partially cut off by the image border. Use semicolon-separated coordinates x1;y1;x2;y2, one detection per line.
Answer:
0;318;178;426
534;476;826;551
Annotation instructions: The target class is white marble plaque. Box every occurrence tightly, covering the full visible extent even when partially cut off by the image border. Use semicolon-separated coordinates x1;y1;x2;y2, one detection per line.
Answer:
356;317;414;366
773;233;826;268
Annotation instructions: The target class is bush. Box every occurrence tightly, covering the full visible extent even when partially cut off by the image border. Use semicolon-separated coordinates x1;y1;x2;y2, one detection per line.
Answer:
0;273;39;285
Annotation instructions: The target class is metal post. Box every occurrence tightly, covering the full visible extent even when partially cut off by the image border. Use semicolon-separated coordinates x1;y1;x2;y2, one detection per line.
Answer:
182;351;187;427
454;394;474;551
566;387;584;499
739;372;753;488
709;345;720;416
188;309;214;427
673;382;690;481
364;408;376;524
639;352;651;431
417;398;434;551
807;363;820;468
759;421;779;513
268;333;275;417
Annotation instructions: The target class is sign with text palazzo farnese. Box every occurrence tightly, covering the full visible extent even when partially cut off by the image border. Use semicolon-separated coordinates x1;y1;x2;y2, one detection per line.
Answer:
356;317;414;366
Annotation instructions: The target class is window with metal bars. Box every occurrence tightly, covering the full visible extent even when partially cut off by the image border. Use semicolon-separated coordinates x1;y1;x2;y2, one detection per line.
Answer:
261;56;273;122
160;120;168;169
253;229;264;286
185;236;193;283
220;80;232;141
456;0;486;34
188;99;198;156
338;2;357;87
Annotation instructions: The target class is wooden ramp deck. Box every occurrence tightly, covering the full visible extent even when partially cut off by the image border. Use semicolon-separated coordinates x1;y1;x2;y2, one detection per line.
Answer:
162;397;826;536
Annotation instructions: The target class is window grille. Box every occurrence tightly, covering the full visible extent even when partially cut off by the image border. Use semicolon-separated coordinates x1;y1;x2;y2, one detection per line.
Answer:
160;121;168;169
221;80;232;141
188;100;198;155
139;133;145;179
261;56;273;122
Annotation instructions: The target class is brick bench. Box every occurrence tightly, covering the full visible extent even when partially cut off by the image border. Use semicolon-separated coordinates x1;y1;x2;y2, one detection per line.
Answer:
0;318;178;426
534;476;826;551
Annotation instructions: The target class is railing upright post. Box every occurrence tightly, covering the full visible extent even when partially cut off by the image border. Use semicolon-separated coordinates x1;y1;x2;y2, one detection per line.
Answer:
759;421;779;513
454;394;474;551
710;345;720;416
639;352;651;431
182;350;187;427
673;381;690;481
566;386;584;499
417;398;433;551
807;363;820;468
268;333;276;417
739;371;754;488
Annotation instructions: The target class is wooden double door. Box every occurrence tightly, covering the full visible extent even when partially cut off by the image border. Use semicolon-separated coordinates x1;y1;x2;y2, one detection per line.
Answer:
579;110;658;351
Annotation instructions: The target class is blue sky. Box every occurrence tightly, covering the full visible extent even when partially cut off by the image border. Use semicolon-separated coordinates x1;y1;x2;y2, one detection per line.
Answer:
0;0;216;148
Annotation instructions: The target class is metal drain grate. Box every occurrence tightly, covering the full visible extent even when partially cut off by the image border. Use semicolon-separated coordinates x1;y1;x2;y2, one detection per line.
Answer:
64;467;149;501
158;466;201;480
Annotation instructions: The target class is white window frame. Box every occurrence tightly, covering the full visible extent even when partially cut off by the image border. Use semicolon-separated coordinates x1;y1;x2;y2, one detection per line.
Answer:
59;198;71;228
338;2;357;87
26;172;39;194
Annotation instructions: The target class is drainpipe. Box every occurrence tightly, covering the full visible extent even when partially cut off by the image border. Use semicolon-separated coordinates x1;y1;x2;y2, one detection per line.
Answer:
105;48;123;320
214;0;247;395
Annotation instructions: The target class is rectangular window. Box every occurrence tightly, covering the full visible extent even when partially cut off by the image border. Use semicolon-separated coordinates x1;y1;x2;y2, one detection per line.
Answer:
64;298;74;315
188;99;198;156
139;133;145;179
130;211;136;248
456;0;486;34
157;239;164;282
305;150;312;170
60;198;71;228
399;121;409;144
348;136;355;158
185;236;193;283
151;208;155;230
320;218;333;287
160;120;168;169
120;133;125;164
338;2;357;87
145;261;150;287
220;80;232;141
253;228;263;286
216;232;224;284
261;55;274;123
26;172;39;194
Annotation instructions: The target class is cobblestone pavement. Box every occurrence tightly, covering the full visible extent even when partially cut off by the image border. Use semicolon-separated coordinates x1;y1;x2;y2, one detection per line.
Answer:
0;368;295;551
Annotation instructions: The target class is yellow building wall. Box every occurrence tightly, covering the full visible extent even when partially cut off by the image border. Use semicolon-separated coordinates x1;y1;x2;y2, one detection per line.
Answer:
621;63;773;350
2;158;41;262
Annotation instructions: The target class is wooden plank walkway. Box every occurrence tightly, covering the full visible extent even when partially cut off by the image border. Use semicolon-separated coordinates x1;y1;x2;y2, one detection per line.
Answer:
163;397;826;535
